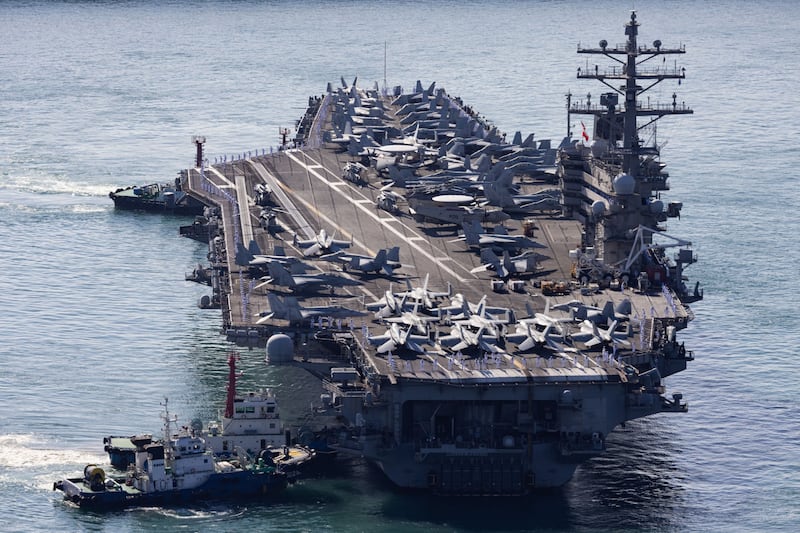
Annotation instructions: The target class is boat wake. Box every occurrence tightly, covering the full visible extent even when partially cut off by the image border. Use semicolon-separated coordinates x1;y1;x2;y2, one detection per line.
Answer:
0;172;114;198
0;434;106;471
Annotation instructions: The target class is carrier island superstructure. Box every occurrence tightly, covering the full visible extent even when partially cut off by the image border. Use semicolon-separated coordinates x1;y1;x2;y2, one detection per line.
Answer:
180;12;700;494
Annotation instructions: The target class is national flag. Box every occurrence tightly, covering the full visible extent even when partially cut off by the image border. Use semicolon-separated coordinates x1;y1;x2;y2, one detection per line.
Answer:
581;121;590;141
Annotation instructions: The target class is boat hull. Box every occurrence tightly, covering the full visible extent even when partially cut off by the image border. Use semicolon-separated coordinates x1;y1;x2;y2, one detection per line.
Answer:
109;185;207;216
54;469;287;509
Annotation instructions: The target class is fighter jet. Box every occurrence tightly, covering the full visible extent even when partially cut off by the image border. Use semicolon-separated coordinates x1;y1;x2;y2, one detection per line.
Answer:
451;296;513;337
320;247;403;276
518;300;572;339
469;248;541;279
235;242;311;273
263;262;361;293
395;273;452;309
293;228;352;257
437;324;501;353
570;319;631;349
505;323;563;352
435;293;513;322
455;220;546;251
382;301;440;334
367;322;430;354
256;293;366;324
550;299;628;324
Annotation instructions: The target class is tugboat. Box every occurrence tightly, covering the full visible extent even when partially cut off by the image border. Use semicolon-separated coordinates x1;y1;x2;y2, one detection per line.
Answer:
54;399;287;509
109;137;208;215
103;354;314;473
108;178;207;216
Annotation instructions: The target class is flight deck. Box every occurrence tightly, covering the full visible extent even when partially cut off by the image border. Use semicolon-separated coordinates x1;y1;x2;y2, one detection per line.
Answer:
181;84;692;387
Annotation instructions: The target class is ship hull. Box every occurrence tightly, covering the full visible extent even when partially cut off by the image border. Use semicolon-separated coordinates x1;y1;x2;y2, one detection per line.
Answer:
369;441;581;494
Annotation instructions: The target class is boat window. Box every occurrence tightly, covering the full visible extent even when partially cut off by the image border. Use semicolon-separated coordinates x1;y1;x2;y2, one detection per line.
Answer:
267;407;275;414
245;406;255;413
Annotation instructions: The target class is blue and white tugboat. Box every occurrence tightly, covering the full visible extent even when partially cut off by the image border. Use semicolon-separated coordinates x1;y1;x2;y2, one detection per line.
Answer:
54;399;288;509
103;355;314;472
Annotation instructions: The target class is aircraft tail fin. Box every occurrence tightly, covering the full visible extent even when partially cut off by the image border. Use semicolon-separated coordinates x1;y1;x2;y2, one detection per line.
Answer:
373;248;388;267
460;220;483;246
247;239;262;257
235;242;254;266
522;133;535;148
387;246;400;264
268;262;294;287
266;293;286;317
480;248;501;269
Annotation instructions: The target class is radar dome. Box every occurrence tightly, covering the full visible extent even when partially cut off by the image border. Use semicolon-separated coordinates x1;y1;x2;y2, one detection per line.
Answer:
613;173;635;195
591;200;607;217
266;333;294;364
649;199;664;213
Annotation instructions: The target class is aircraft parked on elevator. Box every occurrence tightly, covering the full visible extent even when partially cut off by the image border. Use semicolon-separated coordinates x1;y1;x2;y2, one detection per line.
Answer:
256;293;366;324
235;242;311;272
262;262;361;292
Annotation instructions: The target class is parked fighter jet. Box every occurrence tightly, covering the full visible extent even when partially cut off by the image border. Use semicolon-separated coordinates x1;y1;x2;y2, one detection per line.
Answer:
235;242;311;273
550;299;628;324
382;301;440;334
570;319;631;349
455;220;546;251
396;273;452;309
263;262;361;292
505;323;563;352
256;293;366;324
293;228;352;257
435;293;513;322
437;324;501;353
451;296;512;337
320;247;402;276
366;287;409;319
368;322;430;354
470;248;541;279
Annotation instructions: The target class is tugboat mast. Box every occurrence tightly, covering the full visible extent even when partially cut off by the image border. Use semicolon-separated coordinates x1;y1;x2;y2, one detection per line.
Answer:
224;353;240;419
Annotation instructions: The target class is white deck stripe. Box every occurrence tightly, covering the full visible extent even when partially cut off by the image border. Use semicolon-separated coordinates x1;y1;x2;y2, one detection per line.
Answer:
287;151;470;282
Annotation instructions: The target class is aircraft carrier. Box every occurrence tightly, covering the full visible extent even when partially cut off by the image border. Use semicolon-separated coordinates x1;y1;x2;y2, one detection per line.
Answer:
181;12;701;493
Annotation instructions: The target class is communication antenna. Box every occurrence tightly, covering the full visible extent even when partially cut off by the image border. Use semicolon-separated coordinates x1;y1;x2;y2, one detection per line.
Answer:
279;127;291;149
383;41;388;93
192;135;206;168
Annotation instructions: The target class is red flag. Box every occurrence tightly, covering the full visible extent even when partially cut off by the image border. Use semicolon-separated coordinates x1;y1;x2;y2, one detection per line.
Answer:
581;121;590;141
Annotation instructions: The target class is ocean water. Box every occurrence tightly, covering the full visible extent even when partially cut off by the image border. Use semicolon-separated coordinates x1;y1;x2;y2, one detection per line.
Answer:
1;0;798;531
